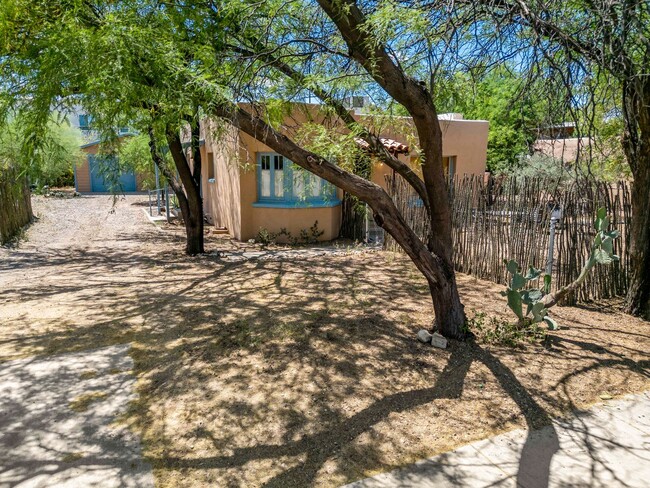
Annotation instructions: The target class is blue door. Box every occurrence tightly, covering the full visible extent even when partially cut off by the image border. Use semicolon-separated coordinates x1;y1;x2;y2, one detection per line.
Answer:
89;155;137;192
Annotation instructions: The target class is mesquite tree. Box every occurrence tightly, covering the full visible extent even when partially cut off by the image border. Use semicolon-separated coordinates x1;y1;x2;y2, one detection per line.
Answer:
422;0;650;318
0;1;208;255
213;0;465;335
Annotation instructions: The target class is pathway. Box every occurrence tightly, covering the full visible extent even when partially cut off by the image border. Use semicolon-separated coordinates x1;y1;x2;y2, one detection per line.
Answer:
0;345;153;488
345;392;650;488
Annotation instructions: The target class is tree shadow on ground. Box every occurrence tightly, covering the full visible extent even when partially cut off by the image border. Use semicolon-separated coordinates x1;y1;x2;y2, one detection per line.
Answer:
1;238;648;487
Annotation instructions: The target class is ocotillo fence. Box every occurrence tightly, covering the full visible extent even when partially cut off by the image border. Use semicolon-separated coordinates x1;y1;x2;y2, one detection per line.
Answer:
0;165;33;244
385;174;631;305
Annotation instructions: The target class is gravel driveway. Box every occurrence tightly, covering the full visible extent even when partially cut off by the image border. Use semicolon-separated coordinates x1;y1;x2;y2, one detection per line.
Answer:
10;194;160;253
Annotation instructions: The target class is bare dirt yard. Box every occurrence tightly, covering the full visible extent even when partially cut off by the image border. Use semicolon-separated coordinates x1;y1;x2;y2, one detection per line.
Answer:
1;194;648;487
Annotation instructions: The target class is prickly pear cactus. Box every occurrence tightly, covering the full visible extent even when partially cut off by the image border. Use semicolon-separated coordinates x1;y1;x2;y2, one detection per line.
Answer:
501;260;556;330
501;207;620;331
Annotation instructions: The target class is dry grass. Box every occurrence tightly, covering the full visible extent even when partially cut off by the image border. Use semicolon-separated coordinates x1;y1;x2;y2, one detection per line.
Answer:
69;392;108;412
0;195;648;487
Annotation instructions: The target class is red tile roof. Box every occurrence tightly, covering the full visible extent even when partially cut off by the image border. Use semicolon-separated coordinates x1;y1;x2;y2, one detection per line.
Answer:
355;137;410;155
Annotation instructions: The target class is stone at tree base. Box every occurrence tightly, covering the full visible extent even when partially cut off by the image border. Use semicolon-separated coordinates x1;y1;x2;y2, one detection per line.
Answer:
431;332;448;349
417;329;433;343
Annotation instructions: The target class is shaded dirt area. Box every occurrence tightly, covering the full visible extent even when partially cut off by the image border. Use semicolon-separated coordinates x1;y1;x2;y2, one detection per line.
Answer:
1;195;648;487
0;344;153;487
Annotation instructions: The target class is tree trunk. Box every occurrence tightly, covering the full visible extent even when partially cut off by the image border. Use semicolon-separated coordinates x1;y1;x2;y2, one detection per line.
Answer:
313;0;466;337
182;182;205;256
625;158;650;319
165;125;205;256
622;82;650;319
429;277;466;337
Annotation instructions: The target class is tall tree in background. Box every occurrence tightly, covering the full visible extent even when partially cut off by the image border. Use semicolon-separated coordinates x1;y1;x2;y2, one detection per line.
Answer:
435;68;546;173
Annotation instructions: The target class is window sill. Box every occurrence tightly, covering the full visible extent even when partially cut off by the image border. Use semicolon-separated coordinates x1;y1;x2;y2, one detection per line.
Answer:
252;200;341;209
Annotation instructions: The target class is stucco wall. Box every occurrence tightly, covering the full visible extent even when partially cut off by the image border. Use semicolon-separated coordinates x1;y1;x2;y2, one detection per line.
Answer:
75;145;98;192
368;118;488;191
438;118;489;176
199;106;487;242
200;124;243;238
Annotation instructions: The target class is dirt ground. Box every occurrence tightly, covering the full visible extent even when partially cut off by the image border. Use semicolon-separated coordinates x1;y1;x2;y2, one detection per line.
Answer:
1;194;648;487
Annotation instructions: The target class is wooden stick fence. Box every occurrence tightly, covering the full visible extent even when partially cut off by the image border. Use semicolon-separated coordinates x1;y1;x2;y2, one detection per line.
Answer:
385;174;631;305
0;165;33;244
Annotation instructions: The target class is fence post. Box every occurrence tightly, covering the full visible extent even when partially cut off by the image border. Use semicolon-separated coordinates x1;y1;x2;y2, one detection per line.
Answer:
165;187;171;222
546;206;563;276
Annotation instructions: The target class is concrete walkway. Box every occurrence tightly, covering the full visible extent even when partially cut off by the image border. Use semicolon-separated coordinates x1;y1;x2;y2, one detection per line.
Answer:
0;345;153;488
345;391;650;488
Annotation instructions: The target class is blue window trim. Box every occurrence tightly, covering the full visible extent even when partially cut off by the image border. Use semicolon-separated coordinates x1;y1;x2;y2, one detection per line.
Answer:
79;114;91;130
252;200;341;208
256;152;341;208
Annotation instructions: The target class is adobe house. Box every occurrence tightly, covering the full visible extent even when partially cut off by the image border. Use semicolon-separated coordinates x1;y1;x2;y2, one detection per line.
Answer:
68;109;148;194
74;135;149;193
198;107;488;242
533;122;591;163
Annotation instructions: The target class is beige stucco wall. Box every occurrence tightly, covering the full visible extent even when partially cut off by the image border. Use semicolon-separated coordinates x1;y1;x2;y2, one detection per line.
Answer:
199;120;340;242
368;118;489;191
438;118;489;176
237;131;341;242
200;123;243;238
75;149;94;193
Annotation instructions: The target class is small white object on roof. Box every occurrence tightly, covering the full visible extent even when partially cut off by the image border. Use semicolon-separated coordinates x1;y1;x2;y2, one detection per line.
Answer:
438;113;464;120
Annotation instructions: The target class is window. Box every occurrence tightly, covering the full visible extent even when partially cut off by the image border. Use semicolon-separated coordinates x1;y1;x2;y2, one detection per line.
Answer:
207;153;215;182
256;152;339;207
79;114;91;130
443;156;456;183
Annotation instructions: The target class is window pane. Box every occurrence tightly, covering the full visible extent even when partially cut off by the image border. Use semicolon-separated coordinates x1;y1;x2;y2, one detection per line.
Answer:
274;169;284;197
261;155;270;170
293;171;305;199
274;155;283;170
310;175;321;197
261;169;271;197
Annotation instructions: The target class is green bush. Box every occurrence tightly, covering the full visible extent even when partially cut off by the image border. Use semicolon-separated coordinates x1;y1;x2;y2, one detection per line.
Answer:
0;114;84;189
